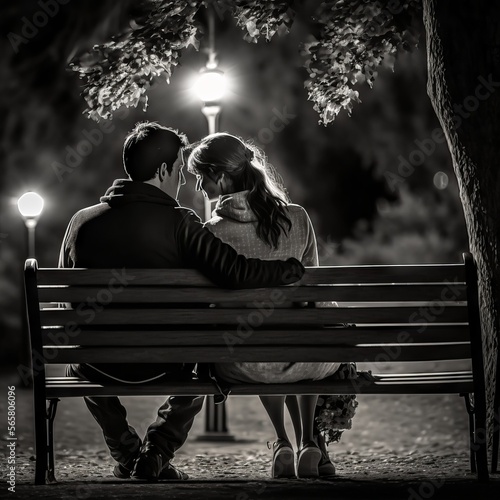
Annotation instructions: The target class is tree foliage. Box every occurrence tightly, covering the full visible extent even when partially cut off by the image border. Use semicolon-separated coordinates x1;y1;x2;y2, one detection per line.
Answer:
302;0;421;124
71;0;421;123
71;0;201;121
232;0;295;43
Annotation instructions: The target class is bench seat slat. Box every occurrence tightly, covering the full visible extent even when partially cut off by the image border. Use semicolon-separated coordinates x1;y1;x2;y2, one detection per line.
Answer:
39;306;469;326
49;371;472;381
46;373;473;381
44;376;474;398
41;325;471;346
42;344;471;363
36;264;466;286
37;284;467;303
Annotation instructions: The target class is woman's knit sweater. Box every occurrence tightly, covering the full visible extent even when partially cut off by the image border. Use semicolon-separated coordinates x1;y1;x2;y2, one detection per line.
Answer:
205;190;340;383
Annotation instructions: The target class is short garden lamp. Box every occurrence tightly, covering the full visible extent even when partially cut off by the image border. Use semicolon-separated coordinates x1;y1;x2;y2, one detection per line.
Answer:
17;191;44;258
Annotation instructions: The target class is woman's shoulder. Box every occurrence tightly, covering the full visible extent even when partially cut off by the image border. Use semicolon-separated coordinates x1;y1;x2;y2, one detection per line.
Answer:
286;203;312;223
286;203;306;213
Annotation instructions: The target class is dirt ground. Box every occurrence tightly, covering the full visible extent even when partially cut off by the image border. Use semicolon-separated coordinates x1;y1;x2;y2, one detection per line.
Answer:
1;361;499;499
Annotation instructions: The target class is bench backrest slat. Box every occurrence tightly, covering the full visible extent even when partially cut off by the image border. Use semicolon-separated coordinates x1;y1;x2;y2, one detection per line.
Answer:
37;284;467;303
40;325;471;346
39;306;469;326
36;264;466;286
41;344;472;364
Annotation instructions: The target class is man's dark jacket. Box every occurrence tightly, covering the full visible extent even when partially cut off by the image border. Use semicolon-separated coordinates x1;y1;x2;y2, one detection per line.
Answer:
59;179;304;382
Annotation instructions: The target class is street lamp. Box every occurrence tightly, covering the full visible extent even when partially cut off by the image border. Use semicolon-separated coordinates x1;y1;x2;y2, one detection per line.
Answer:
17;191;44;387
193;62;234;442
17;191;44;257
193;56;227;223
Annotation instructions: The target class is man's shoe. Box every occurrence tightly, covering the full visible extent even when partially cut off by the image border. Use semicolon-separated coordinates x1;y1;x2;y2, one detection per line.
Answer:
158;463;189;480
131;444;163;481
132;443;189;481
112;450;141;479
113;462;133;479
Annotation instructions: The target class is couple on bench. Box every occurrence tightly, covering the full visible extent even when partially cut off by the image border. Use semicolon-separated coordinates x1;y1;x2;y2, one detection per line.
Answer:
60;122;356;481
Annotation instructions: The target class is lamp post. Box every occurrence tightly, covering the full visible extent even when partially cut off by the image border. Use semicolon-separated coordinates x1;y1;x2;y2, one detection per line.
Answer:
192;9;234;441
17;191;44;387
193;65;234;441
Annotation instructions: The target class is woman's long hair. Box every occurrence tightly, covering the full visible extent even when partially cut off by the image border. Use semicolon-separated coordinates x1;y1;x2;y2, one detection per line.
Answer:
188;133;292;249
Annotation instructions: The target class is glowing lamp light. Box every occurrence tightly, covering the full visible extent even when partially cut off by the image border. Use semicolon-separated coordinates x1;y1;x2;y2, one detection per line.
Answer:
193;69;227;102
17;192;44;218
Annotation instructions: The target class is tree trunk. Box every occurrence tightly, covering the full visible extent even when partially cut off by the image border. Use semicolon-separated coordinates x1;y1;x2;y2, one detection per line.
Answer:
422;0;500;459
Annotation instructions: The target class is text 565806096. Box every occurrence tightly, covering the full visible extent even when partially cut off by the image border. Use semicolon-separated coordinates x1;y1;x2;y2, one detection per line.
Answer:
7;386;16;493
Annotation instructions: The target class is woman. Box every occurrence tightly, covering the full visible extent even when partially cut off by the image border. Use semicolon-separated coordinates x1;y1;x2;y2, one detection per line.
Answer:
188;133;346;478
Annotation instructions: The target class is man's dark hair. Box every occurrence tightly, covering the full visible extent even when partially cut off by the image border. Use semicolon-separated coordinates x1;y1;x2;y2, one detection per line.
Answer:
123;122;189;181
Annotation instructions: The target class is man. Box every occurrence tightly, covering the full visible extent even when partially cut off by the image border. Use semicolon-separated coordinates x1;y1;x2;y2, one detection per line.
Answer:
59;122;304;481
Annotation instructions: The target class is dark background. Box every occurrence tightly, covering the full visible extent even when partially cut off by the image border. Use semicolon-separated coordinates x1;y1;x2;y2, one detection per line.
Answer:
0;1;467;367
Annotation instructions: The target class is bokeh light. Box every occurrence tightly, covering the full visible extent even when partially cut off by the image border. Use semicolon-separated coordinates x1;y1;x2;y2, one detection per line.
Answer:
433;171;449;190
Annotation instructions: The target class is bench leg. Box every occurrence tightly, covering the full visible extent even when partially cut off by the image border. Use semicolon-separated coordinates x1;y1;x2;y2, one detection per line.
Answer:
462;393;477;473
492;416;499;473
474;392;489;482
47;399;59;483
34;397;59;485
34;398;48;485
492;383;499;473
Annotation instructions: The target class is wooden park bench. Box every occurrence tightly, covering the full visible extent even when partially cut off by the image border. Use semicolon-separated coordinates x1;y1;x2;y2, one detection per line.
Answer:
24;252;492;485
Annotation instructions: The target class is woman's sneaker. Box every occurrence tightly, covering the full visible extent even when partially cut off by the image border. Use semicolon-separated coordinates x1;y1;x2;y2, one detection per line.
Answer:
269;439;295;478
318;452;336;477
296;442;321;478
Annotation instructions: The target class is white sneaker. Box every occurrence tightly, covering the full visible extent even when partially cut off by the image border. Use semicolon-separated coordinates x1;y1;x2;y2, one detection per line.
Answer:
296;442;321;478
269;440;295;478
